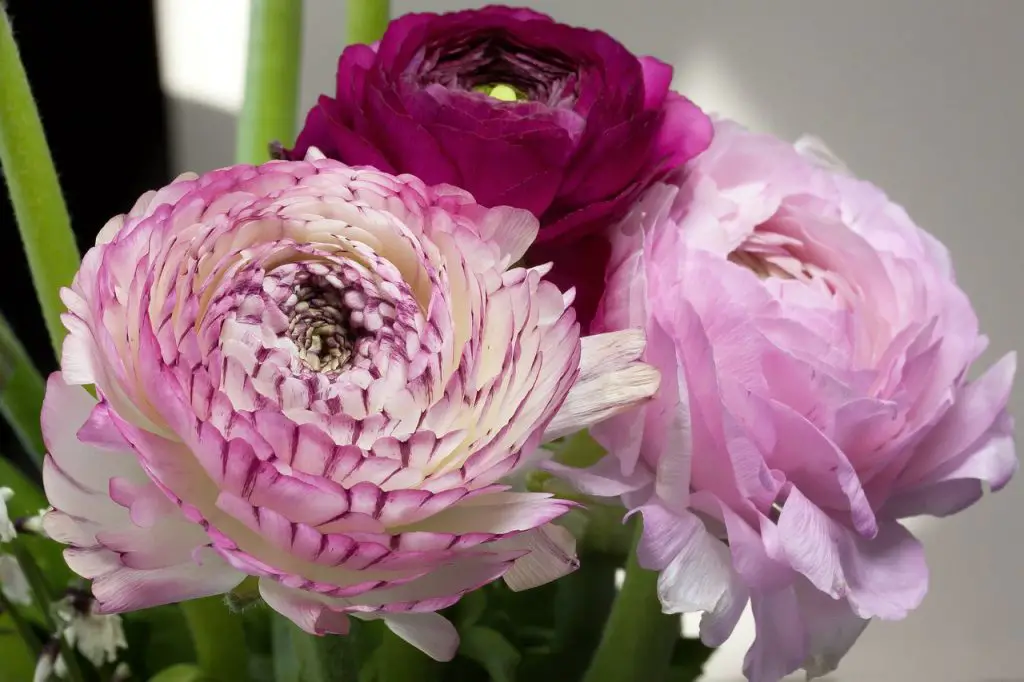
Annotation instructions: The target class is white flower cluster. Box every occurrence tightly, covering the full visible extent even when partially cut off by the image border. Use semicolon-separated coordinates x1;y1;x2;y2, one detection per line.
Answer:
0;487;30;606
2;488;125;680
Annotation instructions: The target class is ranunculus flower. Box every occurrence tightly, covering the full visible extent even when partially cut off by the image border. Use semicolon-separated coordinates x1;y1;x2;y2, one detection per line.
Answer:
553;121;1017;681
41;152;659;660
287;5;713;327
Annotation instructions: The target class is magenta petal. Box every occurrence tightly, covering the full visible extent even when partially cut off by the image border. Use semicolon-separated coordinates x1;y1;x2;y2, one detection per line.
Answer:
638;56;673;110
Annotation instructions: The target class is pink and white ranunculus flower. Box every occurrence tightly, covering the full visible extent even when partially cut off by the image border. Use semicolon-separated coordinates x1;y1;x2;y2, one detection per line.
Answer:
554;121;1017;681
41;152;658;660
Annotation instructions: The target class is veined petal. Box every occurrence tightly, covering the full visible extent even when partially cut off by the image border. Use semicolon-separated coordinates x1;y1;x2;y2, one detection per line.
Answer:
543;330;660;440
498;523;579;591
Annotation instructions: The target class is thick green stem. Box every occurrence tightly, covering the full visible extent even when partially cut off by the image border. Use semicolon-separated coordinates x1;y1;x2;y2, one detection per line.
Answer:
0;8;81;360
0;313;45;466
180;596;250;682
582;524;679;682
346;0;391;46
236;0;304;164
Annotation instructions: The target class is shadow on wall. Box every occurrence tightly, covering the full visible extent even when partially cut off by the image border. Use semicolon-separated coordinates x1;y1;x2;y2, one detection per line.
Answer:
166;97;238;174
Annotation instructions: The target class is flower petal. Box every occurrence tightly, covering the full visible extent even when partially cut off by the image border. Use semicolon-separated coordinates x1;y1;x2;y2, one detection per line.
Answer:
543;330;660;440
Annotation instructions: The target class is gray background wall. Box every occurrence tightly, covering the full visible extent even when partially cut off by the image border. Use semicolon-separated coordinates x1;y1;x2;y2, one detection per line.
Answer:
156;2;1024;679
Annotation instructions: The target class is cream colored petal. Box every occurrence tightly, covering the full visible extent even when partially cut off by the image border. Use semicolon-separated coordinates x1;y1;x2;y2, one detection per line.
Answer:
543;330;660;441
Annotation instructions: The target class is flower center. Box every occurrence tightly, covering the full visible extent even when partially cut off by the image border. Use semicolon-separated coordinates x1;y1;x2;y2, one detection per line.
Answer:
281;272;353;374
472;82;527;102
420;37;579;107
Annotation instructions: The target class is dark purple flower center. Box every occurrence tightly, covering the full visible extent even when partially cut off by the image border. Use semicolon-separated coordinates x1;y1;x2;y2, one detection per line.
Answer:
283;271;355;374
417;33;579;107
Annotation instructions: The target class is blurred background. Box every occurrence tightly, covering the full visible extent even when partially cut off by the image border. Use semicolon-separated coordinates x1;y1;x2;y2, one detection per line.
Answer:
2;1;1021;680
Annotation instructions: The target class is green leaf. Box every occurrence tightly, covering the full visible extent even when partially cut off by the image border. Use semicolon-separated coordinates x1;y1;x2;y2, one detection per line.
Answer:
0;313;45;466
148;663;213;682
271;614;374;682
0;456;72;589
0;454;44;512
271;614;297;682
372;625;441;682
0;611;35;682
0;8;81;360
551;552;620;676
122;605;197;680
180;597;250;682
459;626;521;682
552;430;606;468
455;587;487;629
236;0;304;164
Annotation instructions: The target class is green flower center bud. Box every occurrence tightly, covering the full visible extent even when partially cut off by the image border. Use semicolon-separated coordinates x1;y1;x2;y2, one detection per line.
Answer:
473;83;527;102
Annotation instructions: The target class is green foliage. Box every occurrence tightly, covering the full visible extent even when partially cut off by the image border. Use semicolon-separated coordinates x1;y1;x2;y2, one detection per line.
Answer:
148;663;213;682
122;606;197;680
0;613;35;682
458;626;521;682
0;456;72;590
0;8;81;359
0;313;45;466
272;614;380;682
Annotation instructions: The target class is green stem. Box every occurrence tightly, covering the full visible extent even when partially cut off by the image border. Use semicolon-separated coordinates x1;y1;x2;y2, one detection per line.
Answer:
180;596;250;682
9;543;56;632
346;0;391;46
236;0;304;164
375;626;441;682
582;524;680;682
0;587;42;658
0;8;81;361
8;542;86;682
0;313;45;466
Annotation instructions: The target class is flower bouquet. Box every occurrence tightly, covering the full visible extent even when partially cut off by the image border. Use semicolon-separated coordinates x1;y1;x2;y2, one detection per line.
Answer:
0;2;1015;682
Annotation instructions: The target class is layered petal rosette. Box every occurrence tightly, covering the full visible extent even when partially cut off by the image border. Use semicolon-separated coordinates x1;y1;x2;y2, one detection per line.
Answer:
555;121;1017;681
41;153;658;659
287;5;713;327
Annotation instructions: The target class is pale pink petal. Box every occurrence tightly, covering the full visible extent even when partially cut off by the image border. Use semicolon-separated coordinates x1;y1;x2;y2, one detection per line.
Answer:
775;487;927;620
259;579;351;635
73;546;244;614
543;455;653;497
497;523;579;591
743;587;807;682
794;581;870;680
379;612;459;662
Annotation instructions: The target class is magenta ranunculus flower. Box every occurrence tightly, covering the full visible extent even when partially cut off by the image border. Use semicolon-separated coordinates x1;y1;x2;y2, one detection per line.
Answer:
287;5;713;328
552;121;1017;681
41;152;659;660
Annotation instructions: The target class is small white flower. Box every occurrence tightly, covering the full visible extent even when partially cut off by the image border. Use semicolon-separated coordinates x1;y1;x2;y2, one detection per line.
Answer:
54;597;127;668
0;487;16;543
0;553;31;606
32;653;56;682
32;642;60;682
21;508;51;537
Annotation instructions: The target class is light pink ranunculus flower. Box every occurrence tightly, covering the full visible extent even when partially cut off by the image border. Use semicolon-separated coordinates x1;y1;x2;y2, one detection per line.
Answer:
554;120;1017;681
42;153;658;660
